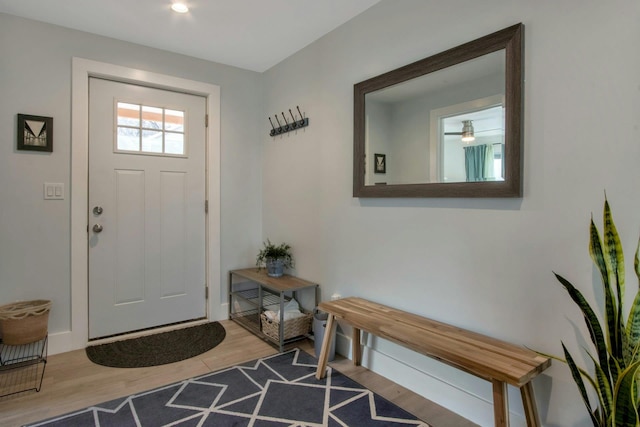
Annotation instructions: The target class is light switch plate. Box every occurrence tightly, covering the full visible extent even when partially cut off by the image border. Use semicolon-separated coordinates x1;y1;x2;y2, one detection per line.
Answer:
44;183;64;200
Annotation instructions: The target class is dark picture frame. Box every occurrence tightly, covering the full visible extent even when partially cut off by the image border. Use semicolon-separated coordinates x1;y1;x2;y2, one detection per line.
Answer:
17;114;53;152
374;153;386;174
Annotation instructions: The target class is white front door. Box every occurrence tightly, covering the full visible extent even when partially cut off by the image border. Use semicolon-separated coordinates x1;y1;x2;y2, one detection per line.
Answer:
88;78;207;339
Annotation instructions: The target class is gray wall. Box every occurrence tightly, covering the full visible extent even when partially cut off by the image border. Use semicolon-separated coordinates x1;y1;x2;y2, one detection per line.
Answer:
262;0;640;426
0;13;264;336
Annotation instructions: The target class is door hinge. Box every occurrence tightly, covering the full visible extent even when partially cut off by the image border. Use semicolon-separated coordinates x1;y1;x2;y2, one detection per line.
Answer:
205;200;209;213
205;286;209;300
205;114;209;128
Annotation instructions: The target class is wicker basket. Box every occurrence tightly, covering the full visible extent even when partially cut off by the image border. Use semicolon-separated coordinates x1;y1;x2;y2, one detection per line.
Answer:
0;300;51;345
260;312;312;341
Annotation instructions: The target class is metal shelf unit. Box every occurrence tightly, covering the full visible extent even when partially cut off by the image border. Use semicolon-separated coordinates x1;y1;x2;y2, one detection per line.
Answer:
229;268;318;352
0;337;47;398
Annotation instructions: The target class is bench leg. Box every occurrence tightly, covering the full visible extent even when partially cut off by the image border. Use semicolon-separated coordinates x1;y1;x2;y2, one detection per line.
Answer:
315;314;336;380
352;327;361;366
492;380;509;427
521;382;541;427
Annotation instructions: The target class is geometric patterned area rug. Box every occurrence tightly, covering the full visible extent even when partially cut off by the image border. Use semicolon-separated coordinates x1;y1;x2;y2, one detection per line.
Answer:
26;348;429;426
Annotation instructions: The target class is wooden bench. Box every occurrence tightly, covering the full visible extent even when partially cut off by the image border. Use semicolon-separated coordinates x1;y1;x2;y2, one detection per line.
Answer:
314;297;550;427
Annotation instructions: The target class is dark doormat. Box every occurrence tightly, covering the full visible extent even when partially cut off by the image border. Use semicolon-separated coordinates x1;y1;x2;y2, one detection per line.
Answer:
86;322;226;368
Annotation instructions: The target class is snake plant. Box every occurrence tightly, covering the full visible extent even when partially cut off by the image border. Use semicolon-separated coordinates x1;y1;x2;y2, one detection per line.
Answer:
549;197;640;426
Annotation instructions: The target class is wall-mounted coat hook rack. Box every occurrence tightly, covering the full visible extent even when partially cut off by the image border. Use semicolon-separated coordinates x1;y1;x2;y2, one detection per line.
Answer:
269;106;309;137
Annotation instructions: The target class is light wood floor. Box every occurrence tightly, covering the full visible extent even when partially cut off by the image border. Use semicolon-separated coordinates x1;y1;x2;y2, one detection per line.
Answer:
0;320;477;427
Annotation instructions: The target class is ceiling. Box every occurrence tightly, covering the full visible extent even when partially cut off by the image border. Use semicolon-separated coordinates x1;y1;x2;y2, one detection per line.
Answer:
0;0;381;72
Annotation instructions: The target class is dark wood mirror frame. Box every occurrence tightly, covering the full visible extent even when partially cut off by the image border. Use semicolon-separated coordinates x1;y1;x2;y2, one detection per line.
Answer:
353;23;523;198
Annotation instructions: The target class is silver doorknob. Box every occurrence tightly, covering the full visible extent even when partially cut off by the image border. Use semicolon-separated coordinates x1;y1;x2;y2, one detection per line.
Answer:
93;224;103;233
93;206;103;215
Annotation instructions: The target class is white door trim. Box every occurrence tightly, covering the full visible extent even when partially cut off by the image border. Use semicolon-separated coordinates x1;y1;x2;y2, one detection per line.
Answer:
64;57;221;353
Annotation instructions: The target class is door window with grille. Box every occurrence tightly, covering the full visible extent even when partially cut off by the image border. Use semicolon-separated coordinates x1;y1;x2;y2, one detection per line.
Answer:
116;102;186;156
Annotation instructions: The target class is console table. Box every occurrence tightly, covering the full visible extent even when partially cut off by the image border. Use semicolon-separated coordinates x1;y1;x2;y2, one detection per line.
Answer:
314;297;550;427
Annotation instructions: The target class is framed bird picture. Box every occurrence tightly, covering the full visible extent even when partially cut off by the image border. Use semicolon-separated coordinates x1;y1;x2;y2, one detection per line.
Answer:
17;114;53;152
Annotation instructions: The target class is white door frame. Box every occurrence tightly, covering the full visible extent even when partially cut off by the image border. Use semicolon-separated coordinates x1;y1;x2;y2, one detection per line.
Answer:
65;57;221;352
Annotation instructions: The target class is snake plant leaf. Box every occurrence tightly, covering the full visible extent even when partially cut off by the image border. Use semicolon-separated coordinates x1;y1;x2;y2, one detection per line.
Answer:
603;199;625;303
555;272;610;378
589;217;620;357
613;360;640;426
563;343;602;426
626;290;640;365
626;240;640;367
585;351;613;417
604;199;626;360
590;216;623;363
536;349;601;393
628;240;640;365
636;237;640;281
590;215;610;289
609;357;621;391
621;330;631;367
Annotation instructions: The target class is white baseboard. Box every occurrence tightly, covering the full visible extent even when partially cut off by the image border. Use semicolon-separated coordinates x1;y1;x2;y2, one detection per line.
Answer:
47;330;75;355
333;331;527;427
218;302;229;321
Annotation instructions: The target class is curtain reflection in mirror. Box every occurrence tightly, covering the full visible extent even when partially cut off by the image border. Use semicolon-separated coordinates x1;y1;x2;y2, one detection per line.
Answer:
464;144;492;182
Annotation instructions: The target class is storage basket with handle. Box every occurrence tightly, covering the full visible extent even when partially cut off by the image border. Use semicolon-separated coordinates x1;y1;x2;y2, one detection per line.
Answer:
260;312;312;341
0;300;51;345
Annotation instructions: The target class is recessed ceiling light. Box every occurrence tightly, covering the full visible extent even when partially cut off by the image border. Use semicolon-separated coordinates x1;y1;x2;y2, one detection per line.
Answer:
171;2;189;13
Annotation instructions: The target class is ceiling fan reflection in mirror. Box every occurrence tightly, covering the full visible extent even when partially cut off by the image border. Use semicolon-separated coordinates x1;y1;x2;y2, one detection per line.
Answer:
445;120;475;142
443;104;504;144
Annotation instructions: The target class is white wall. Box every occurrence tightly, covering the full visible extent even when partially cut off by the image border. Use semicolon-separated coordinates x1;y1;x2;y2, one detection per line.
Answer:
262;0;640;426
0;13;263;338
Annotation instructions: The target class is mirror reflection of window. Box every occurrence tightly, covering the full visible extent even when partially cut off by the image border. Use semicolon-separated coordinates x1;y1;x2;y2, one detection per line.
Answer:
440;104;505;183
363;50;506;186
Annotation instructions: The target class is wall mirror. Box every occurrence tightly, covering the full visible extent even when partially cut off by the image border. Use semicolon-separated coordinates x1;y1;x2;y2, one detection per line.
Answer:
353;23;523;198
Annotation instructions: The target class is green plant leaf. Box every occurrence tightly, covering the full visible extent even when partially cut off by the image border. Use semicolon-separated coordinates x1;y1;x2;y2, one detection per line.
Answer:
628;240;640;366
585;351;613;418
563;343;602;426
604;199;626;361
555;272;611;380
541;348;607;425
589;216;621;363
603;199;625;302
613;360;640;426
590;217;619;346
626;289;640;365
535;349;603;391
636;237;640;282
607;355;623;399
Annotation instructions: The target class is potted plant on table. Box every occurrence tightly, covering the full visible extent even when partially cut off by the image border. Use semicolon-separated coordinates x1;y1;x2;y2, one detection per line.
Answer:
256;239;294;278
546;196;640;426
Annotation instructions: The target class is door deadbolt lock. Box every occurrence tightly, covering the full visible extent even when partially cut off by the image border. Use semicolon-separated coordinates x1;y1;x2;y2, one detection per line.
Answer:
93;206;103;215
93;224;103;233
